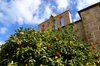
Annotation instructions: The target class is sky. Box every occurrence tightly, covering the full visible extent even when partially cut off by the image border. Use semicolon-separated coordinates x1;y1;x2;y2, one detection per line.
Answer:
0;0;100;45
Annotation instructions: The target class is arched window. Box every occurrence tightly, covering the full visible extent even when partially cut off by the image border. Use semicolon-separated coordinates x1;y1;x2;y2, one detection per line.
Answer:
42;24;45;30
60;16;64;26
61;18;64;26
47;22;50;27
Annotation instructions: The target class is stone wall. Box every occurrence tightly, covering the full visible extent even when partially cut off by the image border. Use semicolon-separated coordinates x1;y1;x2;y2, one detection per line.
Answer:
79;3;100;44
38;10;72;31
73;20;87;43
38;2;100;44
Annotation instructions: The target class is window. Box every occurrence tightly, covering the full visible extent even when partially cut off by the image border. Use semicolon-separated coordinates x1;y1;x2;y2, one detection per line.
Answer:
59;16;64;27
42;24;45;30
61;18;64;26
47;22;50;27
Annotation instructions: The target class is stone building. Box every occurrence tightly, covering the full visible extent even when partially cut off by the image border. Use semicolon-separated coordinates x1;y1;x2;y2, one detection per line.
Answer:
38;2;100;44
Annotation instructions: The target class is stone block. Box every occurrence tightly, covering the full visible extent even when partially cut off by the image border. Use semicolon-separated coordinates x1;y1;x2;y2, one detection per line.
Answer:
93;22;100;26
84;24;89;30
93;6;100;12
88;39;94;43
89;22;94;27
88;26;98;33
96;17;100;22
94;30;100;38
95;40;100;45
81;11;90;17
86;33;93;39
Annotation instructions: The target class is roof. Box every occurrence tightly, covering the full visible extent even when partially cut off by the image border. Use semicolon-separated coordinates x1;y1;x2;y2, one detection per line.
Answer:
78;2;100;18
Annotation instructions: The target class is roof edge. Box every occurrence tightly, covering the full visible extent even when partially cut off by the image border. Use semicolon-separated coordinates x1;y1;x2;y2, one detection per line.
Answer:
62;19;82;28
78;2;100;13
38;19;50;26
78;2;100;18
57;9;71;16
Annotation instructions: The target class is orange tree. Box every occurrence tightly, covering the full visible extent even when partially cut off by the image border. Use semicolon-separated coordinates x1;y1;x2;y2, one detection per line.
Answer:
0;17;100;66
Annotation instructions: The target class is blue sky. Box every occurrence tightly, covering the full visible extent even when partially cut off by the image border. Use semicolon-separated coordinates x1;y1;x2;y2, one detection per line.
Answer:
0;0;100;45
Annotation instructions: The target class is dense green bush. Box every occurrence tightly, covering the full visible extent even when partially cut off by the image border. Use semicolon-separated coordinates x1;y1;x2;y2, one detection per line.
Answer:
0;17;100;66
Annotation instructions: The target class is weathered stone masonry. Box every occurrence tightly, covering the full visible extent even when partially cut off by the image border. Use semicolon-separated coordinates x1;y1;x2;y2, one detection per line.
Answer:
38;2;100;44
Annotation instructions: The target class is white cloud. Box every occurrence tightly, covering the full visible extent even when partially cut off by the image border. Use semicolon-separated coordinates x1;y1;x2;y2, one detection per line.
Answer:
73;13;80;22
42;4;52;19
0;27;8;34
55;0;71;12
0;0;53;26
51;5;56;10
6;35;9;38
76;0;100;10
73;0;100;21
0;41;5;45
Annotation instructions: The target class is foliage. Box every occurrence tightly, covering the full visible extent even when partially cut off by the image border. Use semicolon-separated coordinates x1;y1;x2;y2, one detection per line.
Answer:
0;17;100;66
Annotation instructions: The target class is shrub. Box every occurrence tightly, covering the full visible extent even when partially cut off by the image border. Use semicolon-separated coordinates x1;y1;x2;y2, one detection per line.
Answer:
0;17;100;66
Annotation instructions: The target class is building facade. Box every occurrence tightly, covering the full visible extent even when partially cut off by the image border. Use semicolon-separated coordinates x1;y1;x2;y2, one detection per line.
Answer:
38;2;100;44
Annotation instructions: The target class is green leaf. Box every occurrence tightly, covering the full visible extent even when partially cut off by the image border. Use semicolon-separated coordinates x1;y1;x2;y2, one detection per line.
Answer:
29;60;33;63
19;27;23;31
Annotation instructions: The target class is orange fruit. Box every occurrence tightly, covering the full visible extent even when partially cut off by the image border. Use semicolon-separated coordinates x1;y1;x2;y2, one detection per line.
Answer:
19;41;21;45
15;38;18;39
47;45;50;48
56;52;60;56
92;47;96;49
19;32;21;34
96;56;99;58
53;37;58;41
96;61;99;64
69;49;72;51
81;44;84;46
70;41;73;44
39;43;41;46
